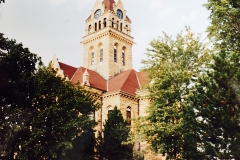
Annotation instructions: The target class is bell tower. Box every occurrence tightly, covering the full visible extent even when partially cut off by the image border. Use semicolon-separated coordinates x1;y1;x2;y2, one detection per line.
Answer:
82;0;134;80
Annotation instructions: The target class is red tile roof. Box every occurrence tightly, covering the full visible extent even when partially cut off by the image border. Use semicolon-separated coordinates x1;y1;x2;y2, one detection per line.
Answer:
58;61;148;95
108;69;140;95
59;62;77;79
102;0;115;11
71;67;107;91
136;71;148;88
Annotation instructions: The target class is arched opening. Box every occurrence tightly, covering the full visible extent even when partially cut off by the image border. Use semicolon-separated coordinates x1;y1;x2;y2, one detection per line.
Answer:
88;25;91;34
114;43;118;63
116;21;119;30
104;18;107;27
91;48;94;65
99;21;101;30
108;105;113;114
100;45;103;62
112;18;114;28
122;47;126;66
126;107;131;125
95;22;97;31
120;23;122;31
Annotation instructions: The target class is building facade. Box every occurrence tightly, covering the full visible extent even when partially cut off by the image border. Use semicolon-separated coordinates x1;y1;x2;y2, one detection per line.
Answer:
51;0;164;159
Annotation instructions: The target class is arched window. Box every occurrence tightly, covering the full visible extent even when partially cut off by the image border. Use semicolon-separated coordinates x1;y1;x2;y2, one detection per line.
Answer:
126;107;131;125
99;21;101;30
120;23;122;31
95;22;97;31
100;45;103;62
104;18;107;27
116;21;119;30
114;46;117;62
112;18;114;28
88;25;91;34
108;105;113;114
122;48;125;66
91;49;94;65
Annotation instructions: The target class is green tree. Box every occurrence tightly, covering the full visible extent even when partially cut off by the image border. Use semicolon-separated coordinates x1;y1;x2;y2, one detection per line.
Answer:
14;67;98;159
0;33;99;159
0;33;41;159
141;28;210;159
97;106;133;160
191;0;240;158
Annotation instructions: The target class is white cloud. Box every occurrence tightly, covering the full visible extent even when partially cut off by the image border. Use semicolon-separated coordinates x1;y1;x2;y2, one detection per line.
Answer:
48;0;66;5
158;7;175;20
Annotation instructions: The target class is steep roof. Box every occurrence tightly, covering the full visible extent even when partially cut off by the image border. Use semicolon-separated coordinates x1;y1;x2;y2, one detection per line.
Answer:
108;69;140;95
71;67;107;91
58;61;148;95
59;62;77;79
102;0;115;11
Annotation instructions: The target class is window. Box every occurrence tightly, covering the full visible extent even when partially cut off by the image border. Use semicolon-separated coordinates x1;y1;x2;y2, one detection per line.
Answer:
126;107;131;125
122;50;125;66
95;22;97;31
108;105;113;114
91;49;94;65
120;23;122;31
99;21;101;30
112;18;114;28
100;46;103;62
116;21;119;30
104;18;107;27
114;46;117;62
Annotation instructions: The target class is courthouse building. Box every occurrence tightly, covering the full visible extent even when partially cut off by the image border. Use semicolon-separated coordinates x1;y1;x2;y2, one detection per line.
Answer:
51;0;163;159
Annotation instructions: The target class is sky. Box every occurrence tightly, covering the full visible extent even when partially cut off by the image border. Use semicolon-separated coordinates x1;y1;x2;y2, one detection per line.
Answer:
0;0;210;71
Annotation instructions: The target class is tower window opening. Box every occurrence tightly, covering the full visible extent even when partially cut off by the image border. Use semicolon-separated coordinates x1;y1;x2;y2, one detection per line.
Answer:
120;23;122;31
116;21;119;30
104;18;107;27
122;50;125;66
88;25;91;34
100;46;103;62
91;49;94;65
126;107;131;125
114;46;117;62
99;21;101;30
112;18;114;28
95;22;97;31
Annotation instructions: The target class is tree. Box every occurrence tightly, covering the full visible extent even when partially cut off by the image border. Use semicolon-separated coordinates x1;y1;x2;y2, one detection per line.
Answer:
0;33;41;158
0;33;99;159
96;106;133;160
191;0;240;158
141;28;210;159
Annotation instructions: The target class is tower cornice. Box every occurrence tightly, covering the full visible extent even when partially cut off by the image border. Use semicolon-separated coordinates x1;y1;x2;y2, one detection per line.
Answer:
81;28;134;45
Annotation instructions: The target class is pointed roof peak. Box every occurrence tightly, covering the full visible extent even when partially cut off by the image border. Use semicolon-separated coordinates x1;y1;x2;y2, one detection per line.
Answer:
102;0;115;11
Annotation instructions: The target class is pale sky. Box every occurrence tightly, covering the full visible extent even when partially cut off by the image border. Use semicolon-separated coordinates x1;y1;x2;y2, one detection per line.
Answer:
0;0;210;71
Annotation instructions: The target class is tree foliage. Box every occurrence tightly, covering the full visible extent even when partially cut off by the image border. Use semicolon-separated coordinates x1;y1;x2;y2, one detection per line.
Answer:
192;0;240;158
97;106;133;160
141;28;210;159
0;33;99;159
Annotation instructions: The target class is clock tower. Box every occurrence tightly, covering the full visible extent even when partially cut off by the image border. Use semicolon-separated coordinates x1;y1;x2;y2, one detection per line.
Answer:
82;0;134;79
